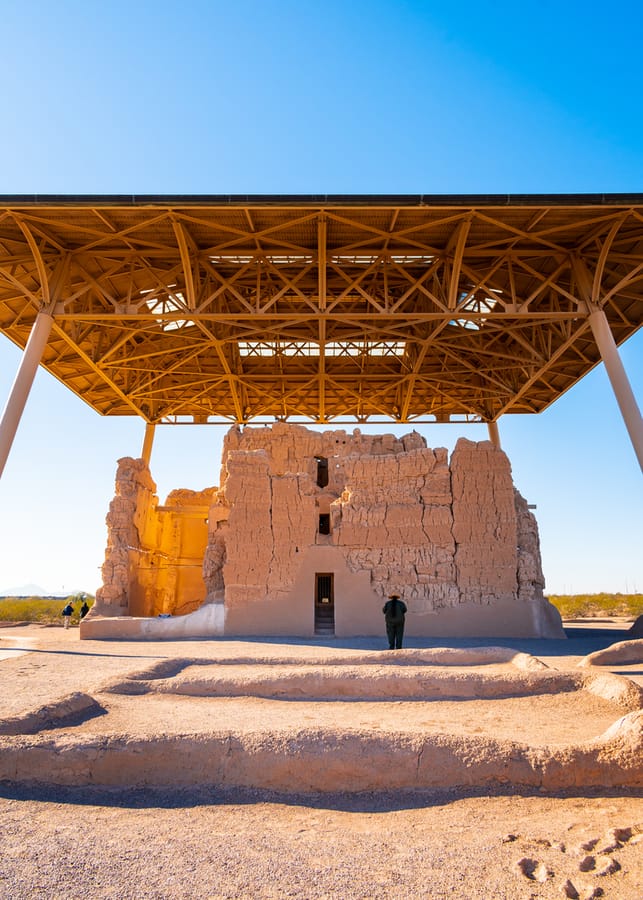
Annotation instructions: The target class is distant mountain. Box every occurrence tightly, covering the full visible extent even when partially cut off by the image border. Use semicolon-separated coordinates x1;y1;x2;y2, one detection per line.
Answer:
0;584;88;598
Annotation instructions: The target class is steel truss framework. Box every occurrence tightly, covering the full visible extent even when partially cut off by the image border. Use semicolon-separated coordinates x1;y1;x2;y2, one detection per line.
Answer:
0;194;642;426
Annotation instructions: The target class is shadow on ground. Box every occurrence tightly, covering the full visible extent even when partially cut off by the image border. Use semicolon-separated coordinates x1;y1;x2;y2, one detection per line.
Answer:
1;781;642;812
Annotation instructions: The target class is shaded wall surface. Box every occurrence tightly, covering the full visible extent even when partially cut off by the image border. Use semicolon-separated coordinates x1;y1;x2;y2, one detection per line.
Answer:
92;423;562;638
95;458;213;617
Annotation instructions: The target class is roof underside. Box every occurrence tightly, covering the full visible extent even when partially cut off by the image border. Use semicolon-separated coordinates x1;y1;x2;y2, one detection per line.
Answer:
1;194;642;425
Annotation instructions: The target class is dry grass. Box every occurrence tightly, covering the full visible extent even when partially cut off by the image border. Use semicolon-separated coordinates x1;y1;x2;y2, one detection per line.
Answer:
0;594;94;625
547;592;643;618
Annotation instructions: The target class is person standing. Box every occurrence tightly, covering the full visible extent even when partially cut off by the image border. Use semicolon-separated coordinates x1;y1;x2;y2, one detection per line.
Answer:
382;593;407;649
61;602;74;629
79;598;90;619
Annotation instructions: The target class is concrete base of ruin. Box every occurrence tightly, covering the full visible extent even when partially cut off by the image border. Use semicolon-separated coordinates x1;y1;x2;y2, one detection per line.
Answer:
80;591;563;641
80;603;225;641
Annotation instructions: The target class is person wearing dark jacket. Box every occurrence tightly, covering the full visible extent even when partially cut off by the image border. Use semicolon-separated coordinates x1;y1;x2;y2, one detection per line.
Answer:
382;593;407;649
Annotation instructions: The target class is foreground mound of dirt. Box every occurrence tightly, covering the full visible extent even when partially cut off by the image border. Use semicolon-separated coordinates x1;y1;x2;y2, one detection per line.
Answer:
1;651;641;793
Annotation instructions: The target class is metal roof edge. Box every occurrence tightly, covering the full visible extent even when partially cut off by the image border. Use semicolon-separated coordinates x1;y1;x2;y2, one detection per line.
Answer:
1;192;643;207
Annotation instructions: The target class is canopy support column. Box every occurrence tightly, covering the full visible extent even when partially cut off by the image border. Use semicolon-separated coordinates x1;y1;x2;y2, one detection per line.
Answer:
588;306;643;472
487;420;501;449
141;423;155;467
0;311;54;479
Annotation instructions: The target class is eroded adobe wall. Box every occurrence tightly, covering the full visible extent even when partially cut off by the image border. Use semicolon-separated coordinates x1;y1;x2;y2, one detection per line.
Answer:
159;488;213;616
216;424;432;635
220;450;319;633
95;457;213;617
95;458;154;615
451;439;518;604
209;425;558;637
222;422;425;483
332;446;457;610
96;423;559;637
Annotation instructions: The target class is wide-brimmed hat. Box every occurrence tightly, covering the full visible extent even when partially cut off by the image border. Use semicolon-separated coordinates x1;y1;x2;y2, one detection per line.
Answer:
388;593;400;600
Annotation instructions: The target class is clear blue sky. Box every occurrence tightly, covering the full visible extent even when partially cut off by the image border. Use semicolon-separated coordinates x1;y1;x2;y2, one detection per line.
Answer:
0;0;641;595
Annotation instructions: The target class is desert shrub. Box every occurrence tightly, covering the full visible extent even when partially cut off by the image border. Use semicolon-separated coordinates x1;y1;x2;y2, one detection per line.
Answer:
547;593;643;619
0;595;94;625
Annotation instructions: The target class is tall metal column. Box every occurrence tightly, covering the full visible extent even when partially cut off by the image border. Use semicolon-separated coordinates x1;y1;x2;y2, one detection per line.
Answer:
588;306;643;472
141;423;155;466
487;420;501;449
0;311;54;479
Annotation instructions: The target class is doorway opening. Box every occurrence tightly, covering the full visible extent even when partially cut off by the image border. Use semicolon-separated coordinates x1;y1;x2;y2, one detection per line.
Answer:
314;572;335;636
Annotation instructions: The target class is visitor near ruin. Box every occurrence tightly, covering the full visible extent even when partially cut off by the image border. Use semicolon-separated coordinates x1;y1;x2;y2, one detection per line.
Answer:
383;594;407;648
61;602;74;629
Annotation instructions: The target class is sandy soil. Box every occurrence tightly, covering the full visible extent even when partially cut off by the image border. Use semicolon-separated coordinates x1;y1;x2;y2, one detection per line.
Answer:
0;785;641;899
81;690;620;745
1;623;642;899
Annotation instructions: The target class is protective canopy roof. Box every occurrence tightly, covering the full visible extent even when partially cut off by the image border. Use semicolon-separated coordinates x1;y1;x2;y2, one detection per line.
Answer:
1;194;642;424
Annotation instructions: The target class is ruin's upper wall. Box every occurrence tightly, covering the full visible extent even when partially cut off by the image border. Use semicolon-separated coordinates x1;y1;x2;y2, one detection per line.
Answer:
221;423;427;485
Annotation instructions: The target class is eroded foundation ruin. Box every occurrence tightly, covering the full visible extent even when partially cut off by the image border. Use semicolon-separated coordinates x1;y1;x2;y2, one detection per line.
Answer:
85;424;564;639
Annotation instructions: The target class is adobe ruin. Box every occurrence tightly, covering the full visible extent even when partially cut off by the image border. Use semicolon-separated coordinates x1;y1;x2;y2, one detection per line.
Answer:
84;423;564;639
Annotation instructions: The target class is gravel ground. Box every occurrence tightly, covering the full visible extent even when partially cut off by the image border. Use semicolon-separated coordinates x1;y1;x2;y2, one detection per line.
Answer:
0;785;642;899
1;623;641;899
